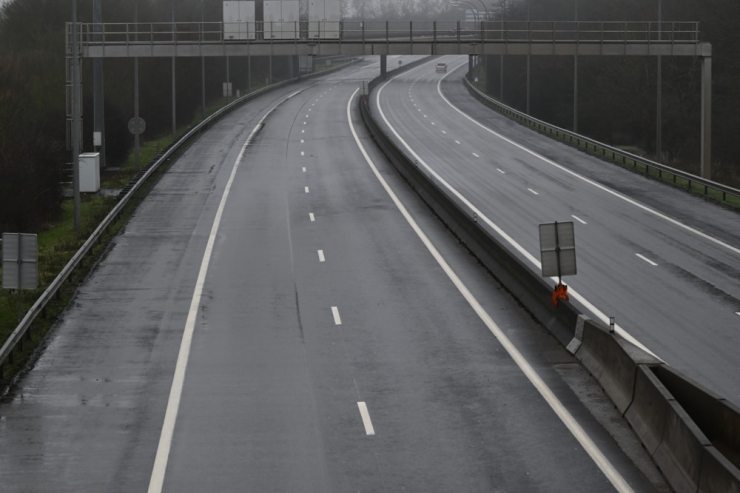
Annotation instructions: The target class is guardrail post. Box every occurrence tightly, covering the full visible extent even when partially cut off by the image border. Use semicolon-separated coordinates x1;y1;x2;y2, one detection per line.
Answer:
701;56;712;179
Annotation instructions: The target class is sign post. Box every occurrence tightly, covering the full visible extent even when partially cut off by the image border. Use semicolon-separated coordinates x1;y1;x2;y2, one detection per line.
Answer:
2;233;39;322
539;221;577;306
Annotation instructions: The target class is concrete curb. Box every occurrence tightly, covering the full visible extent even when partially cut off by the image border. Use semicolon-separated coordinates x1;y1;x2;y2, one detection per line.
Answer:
359;71;740;493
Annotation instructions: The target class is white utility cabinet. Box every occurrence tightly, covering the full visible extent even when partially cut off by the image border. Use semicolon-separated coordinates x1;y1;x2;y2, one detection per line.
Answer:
79;152;100;193
309;0;341;39
223;1;256;40
264;0;299;40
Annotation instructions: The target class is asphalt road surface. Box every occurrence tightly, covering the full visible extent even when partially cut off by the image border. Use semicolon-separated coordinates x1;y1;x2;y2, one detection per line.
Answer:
372;56;740;408
0;58;665;492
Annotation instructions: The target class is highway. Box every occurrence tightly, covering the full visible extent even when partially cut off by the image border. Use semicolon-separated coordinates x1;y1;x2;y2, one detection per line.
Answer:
373;56;740;409
0;58;666;491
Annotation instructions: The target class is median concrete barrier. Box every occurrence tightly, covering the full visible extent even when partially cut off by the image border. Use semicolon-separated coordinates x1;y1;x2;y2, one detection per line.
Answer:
573;319;660;414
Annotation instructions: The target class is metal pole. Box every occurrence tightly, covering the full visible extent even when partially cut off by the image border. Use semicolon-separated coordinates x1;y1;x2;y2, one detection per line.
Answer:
526;0;530;115
17;234;21;323
500;9;504;102
93;0;106;168
226;56;230;98
573;0;578;133
248;53;252;92
656;0;662;162
172;0;176;139
201;0;205;120
72;0;81;232
701;56;712;179
134;0;140;171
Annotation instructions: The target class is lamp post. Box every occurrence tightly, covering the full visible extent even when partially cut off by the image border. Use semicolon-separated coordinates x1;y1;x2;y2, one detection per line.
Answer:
134;0;140;171
72;0;80;232
171;0;176;139
573;0;578;133
201;0;206;120
526;0;530;114
656;0;662;162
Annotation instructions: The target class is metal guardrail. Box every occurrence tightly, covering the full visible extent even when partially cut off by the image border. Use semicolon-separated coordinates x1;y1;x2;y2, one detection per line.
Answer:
463;76;740;206
0;57;362;379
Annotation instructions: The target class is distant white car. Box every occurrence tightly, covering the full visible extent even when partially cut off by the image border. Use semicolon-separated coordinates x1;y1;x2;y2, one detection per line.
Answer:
436;62;448;73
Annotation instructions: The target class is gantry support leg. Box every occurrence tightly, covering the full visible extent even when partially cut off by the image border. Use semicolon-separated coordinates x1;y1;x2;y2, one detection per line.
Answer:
701;56;712;180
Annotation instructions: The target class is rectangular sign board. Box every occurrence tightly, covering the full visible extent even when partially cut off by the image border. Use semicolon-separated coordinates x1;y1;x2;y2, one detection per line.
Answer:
539;222;577;278
2;233;39;290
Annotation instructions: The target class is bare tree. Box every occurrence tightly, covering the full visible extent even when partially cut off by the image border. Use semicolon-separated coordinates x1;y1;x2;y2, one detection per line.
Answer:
351;0;374;19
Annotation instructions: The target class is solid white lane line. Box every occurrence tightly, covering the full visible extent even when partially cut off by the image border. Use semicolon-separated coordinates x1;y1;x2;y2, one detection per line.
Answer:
351;88;634;493
357;402;375;436
436;63;740;258
572;215;588;225
472;153;480;158
636;254;658;266
497;168;506;174
318;250;325;262
528;188;539;195
146;92;303;493
305;187;309;194
380;61;656;359
309;213;315;222
331;306;342;325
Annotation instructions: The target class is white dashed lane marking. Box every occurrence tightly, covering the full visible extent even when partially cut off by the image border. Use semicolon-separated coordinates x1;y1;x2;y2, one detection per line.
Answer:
331;306;342;325
318;250;325;262
309;213;315;222
305;187;309;194
572;215;588;225
472;153;480;158
528;188;539;195
636;254;658;266
497;169;506;174
357;402;375;436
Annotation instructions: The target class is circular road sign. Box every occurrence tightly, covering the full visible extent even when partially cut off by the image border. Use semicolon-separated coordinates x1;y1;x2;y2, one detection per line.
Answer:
128;117;146;135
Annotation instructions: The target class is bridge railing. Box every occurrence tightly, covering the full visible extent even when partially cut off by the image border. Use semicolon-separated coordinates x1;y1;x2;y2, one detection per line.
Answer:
68;20;701;48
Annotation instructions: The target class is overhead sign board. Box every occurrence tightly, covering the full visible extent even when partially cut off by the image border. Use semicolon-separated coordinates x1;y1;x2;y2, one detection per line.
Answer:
539;221;577;279
2;233;39;290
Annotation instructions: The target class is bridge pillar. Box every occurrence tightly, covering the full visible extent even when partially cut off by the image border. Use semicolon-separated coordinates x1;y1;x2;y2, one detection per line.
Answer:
701;56;712;180
380;55;387;80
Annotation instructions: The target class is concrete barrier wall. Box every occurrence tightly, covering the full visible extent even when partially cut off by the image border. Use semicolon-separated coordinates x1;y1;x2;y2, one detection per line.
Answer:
573;319;661;414
359;72;740;493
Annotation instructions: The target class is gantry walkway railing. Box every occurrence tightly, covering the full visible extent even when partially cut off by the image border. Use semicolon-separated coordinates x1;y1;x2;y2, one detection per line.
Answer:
67;21;708;58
